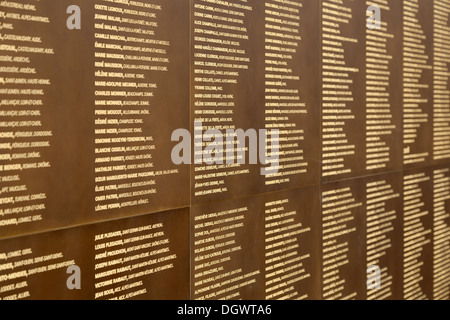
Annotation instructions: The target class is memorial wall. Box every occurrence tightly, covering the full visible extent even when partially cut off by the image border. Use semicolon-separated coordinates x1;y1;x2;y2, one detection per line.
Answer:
0;0;448;300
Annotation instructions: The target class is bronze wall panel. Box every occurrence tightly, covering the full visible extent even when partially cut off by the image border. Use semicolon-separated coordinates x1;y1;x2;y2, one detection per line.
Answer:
365;1;403;175
0;0;190;240
364;172;403;300
432;1;450;165
0;0;449;301
321;0;366;182
190;0;320;206
0;208;189;300
321;1;404;183
321;172;403;300
191;187;320;300
402;0;434;168
321;179;366;299
402;167;433;300
431;165;450;300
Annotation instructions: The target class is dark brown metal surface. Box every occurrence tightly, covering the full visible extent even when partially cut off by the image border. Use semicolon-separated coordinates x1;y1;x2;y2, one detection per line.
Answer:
0;0;190;240
0;208;189;300
402;0;434;169
364;172;402;300
191;186;320;300
402;167;433;300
